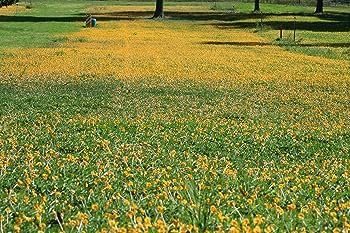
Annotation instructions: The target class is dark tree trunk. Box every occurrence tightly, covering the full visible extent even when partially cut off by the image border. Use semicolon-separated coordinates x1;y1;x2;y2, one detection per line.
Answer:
315;0;323;13
153;0;164;19
254;0;260;12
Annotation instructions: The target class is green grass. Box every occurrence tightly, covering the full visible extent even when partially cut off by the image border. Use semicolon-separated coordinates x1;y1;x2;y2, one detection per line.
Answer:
0;1;84;48
1;0;349;59
210;2;350;60
0;76;349;232
0;22;75;48
209;1;315;12
284;46;350;60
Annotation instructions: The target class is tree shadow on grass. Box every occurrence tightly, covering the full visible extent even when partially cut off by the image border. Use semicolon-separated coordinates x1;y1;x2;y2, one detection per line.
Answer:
0;11;252;22
0;15;85;22
84;11;259;21
201;41;350;47
211;20;350;32
82;10;350;23
0;10;348;32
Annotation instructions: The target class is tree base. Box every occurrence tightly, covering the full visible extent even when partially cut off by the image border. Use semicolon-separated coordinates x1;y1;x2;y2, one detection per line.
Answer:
152;12;164;19
151;15;164;19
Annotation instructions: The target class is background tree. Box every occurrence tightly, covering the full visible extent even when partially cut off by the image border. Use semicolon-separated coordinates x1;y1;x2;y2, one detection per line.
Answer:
153;0;164;18
254;0;260;12
0;0;18;7
315;0;323;13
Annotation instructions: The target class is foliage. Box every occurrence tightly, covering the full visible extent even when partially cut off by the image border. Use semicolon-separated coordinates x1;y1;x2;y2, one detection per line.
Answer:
0;0;17;7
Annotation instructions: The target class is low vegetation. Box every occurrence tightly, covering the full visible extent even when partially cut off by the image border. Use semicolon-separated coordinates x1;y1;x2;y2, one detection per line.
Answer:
0;1;349;232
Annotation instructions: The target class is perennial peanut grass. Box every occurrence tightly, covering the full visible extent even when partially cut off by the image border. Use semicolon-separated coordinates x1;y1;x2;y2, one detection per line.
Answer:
1;20;348;85
0;2;349;233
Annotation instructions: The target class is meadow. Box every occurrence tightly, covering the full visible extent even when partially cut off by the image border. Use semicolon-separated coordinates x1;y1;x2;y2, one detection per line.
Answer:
0;0;349;232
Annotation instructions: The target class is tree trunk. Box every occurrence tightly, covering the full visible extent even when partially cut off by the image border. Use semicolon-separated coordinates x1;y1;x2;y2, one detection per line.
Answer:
254;0;260;12
315;0;323;13
153;0;164;19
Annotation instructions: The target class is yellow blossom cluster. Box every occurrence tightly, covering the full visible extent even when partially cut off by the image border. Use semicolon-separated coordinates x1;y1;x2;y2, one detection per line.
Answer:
1;18;348;87
0;5;26;15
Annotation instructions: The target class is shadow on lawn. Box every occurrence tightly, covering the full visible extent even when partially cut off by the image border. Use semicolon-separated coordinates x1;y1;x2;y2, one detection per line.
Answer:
0;10;348;32
0;15;85;22
211;19;350;32
0;11;258;22
201;41;350;47
81;10;350;23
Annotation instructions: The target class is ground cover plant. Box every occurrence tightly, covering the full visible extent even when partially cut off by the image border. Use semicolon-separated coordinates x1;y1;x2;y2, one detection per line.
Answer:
0;0;349;232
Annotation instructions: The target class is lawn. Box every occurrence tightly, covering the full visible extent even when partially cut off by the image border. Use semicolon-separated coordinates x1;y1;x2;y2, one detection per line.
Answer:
0;1;349;232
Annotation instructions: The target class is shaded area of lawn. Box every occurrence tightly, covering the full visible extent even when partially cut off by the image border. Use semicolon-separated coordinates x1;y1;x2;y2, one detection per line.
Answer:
201;41;350;47
210;17;349;32
1;11;348;30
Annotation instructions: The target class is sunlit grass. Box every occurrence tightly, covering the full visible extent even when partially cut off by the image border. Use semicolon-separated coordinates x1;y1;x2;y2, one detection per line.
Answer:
0;1;349;232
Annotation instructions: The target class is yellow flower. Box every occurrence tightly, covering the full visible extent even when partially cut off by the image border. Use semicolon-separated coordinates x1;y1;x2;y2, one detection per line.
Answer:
38;223;46;230
298;213;304;220
76;212;89;225
229;226;240;233
210;205;217;214
287;203;296;211
42;173;48;180
144;217;152;228
276;205;284;215
253;225;262;233
253;215;264;225
14;225;21;233
247;198;254;205
91;203;99;211
264;225;275;233
242;218;250;227
157;205;165;213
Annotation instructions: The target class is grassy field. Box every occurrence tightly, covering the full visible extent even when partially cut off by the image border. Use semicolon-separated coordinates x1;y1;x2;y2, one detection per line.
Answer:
0;1;350;232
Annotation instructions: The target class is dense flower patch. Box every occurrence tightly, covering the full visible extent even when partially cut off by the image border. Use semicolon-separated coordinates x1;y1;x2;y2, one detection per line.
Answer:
0;7;349;233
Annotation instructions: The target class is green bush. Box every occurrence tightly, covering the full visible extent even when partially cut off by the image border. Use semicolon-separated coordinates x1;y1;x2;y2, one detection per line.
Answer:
0;0;18;7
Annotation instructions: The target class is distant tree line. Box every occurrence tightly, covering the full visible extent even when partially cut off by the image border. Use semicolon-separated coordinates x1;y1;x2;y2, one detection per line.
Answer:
0;0;18;7
205;0;348;5
152;0;350;19
153;0;339;18
253;0;326;12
